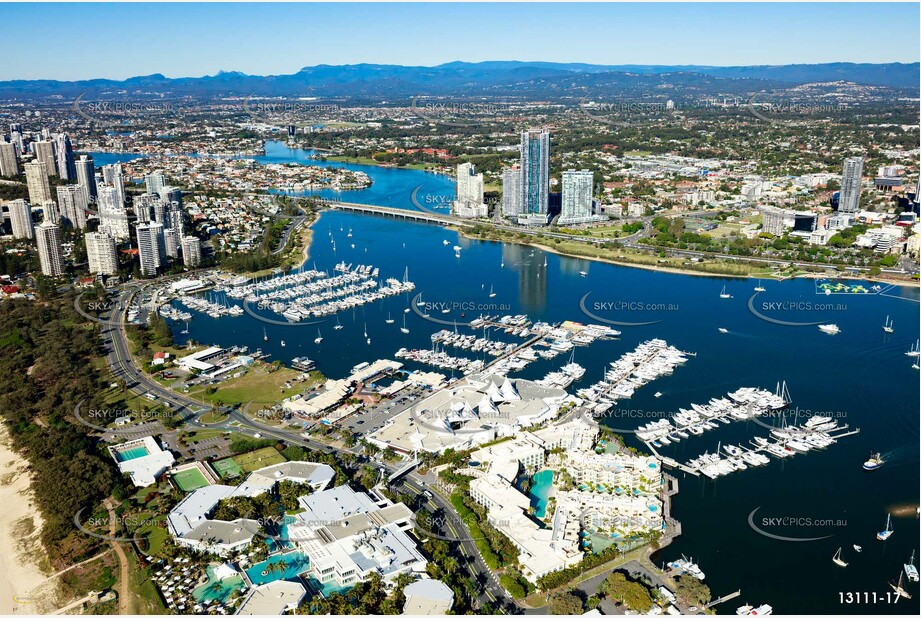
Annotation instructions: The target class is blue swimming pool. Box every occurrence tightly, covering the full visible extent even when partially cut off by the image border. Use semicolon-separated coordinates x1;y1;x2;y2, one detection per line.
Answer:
192;566;245;604
245;551;310;586
114;446;150;462
528;469;554;518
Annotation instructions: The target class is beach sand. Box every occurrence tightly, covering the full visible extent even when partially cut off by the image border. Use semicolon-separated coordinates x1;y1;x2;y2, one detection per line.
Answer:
0;424;54;614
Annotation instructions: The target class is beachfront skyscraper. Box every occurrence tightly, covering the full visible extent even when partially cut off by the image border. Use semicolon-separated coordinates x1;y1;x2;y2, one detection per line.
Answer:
32;140;57;176
136;222;165;276
25;160;53;204
54;134;76;180
75;155;97;203
519;129;550;218
56;184;88;230
85;231;119;276
97;186;131;241
559;170;594;224
0;142;19;177
6;199;34;239
181;236;202;268
453;162;486;218
502;166;522;217
838;156;864;214
145;172;166;196
36;221;65;277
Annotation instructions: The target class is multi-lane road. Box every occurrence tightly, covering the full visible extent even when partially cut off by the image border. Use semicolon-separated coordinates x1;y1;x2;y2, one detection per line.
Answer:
92;283;522;612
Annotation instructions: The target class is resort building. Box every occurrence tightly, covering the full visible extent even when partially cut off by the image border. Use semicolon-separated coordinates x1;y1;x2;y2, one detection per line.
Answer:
366;373;568;454
287;485;427;588
167;462;336;556
235;581;307;615
109;436;176;487
463;416;663;583
402;579;455;615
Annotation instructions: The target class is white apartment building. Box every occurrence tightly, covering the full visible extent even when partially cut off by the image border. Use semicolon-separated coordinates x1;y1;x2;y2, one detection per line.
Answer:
85;231;119;275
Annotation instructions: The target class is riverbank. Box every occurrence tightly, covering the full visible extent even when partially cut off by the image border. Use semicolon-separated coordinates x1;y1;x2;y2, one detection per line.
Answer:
0;424;53;614
454;225;920;287
323;154;446;174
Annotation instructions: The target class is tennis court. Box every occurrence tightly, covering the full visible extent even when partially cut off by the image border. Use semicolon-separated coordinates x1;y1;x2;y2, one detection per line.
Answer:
232;447;287;472
212;457;245;479
171;467;211;491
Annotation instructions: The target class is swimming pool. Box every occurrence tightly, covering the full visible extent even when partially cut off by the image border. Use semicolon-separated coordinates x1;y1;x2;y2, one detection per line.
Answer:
245;551;310;586
192;566;245;604
528;469;554;518
114;446;150;462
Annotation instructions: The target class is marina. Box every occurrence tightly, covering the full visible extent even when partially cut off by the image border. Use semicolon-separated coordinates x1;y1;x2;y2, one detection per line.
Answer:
158;161;919;615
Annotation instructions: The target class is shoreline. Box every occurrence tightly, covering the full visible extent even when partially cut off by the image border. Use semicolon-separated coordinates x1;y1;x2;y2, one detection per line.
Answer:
0;423;53;615
455;227;920;288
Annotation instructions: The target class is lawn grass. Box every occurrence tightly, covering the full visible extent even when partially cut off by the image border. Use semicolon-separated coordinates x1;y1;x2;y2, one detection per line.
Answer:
232;446;287;472
189;364;320;406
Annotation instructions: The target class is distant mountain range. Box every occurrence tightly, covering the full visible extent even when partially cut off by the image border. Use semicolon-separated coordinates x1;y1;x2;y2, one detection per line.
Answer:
0;61;917;100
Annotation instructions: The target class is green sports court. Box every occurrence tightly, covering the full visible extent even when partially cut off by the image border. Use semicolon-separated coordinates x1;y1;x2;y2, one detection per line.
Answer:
171;467;211;491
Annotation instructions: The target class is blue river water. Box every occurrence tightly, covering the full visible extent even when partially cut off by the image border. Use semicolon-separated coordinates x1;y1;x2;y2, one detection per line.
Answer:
99;142;919;614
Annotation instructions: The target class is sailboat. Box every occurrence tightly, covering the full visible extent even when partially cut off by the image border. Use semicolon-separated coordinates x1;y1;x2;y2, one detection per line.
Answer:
314;328;323;344
181;320;190;335
853;545;862;552
905;550;920;583
832;547;848;567
882;315;894;333
754;279;766;292
890;571;912;600
364;322;371;345
876;514;893;541
263;327;268;342
400;314;410;334
488;285;496;298
906;340;920;357
385;312;395;324
334;315;344;330
719;285;731;299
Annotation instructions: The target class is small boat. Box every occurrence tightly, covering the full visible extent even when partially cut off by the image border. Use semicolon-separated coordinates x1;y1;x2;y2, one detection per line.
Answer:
718;327;729;334
441;307;450;314
719;285;731;299
579;271;588;277
877;514;893;541
280;340;286;347
890;571;912;599
832;547;848;567
443;239;450;246
263;327;268;342
862;452;883;471
754;279;766;292
905;550;919;582
818;324;840;335
654;392;662;398
404;307;410;313
853;545;862;552
488;285;496;298
314;328;323;344
400;314;410;334
882;315;894;333
385;312;394;324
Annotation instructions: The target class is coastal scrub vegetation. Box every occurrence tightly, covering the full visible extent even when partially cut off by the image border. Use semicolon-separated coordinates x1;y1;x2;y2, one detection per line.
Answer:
0;297;125;565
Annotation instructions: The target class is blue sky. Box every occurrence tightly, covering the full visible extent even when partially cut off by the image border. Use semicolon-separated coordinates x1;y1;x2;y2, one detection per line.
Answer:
3;3;918;80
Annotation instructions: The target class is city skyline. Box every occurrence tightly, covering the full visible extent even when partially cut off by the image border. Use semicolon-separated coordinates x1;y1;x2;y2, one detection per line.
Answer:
0;3;917;81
